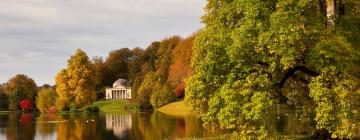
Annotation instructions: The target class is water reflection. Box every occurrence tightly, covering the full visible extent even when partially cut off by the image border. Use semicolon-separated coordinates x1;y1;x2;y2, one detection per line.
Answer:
36;114;56;139
0;109;323;140
106;114;132;139
56;114;99;140
6;113;35;140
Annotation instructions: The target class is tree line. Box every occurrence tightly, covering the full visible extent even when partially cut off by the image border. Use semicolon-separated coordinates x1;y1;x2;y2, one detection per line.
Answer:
93;35;195;109
0;34;195;112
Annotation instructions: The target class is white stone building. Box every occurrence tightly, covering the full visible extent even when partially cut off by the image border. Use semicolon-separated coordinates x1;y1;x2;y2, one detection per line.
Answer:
106;79;132;100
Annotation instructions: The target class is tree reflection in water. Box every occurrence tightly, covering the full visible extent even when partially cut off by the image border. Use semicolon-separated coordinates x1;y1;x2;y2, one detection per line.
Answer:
6;113;35;140
0;109;326;139
36;114;57;139
56;114;100;140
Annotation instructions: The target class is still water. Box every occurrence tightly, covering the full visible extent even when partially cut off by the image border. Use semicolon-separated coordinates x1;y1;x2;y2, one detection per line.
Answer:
0;110;314;140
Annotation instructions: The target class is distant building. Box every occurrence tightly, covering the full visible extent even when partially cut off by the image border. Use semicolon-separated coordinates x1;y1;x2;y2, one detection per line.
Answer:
106;79;132;100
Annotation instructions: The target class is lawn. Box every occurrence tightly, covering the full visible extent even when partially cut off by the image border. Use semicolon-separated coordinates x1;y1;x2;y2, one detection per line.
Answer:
91;100;131;112
158;100;192;116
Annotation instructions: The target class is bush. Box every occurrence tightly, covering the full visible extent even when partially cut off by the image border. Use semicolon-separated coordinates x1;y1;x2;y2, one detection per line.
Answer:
150;83;176;108
47;106;58;113
86;106;92;112
92;106;99;112
36;87;57;113
20;99;32;111
175;83;185;98
85;106;99;113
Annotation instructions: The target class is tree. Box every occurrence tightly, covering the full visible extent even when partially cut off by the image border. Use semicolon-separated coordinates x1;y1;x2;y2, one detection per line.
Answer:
55;69;71;110
168;34;195;87
36;87;58;113
92;56;106;100
137;36;180;108
3;74;38;111
186;0;360;139
101;48;133;86
0;85;8;110
20;99;32;111
55;49;97;109
131;42;160;99
3;74;38;101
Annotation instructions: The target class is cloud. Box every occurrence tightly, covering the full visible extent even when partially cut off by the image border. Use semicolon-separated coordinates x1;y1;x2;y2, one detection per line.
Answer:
0;0;206;85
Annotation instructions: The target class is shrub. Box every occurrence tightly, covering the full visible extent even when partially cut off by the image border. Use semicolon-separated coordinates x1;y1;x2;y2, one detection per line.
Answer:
85;106;100;113
86;106;92;112
175;83;185;98
92;106;99;112
47;106;58;113
20;99;32;111
36;87;57;113
150;83;176;108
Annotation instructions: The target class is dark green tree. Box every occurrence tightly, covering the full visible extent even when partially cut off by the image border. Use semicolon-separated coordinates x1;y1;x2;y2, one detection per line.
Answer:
0;85;8;110
101;48;133;86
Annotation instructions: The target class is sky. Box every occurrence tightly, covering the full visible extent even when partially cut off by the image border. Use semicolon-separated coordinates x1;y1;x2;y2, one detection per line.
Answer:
0;0;206;86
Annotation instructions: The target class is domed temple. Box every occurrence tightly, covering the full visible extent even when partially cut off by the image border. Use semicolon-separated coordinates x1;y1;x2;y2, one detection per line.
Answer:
105;79;132;100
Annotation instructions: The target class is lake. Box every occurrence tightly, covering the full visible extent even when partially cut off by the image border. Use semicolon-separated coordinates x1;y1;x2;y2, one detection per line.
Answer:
0;109;315;140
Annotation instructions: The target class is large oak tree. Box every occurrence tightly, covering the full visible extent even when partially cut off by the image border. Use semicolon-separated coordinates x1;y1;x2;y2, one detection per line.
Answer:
186;0;360;139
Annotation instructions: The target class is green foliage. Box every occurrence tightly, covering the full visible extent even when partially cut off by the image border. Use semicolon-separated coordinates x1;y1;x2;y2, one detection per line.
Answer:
100;48;133;86
85;106;99;113
55;49;97;110
36;87;58;113
8;90;27;111
187;0;360;139
150;83;176;109
137;36;180;109
309;71;360;138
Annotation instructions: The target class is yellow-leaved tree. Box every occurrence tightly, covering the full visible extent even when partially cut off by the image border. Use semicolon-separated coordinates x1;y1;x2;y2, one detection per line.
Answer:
36;86;57;113
55;49;97;110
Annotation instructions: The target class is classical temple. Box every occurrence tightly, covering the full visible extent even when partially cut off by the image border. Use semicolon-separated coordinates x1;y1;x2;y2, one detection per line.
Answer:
105;79;132;100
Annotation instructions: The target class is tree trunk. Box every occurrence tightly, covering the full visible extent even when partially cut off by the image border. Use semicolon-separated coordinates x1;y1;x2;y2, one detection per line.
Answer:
326;0;336;29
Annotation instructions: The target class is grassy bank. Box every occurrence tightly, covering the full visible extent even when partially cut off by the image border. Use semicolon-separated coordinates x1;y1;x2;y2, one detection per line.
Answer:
91;100;135;112
158;100;192;116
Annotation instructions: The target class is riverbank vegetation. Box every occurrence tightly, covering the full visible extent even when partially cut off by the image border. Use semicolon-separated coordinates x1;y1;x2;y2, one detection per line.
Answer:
186;0;360;139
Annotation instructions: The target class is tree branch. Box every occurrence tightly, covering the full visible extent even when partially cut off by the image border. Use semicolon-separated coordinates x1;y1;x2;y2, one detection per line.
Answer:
279;66;319;88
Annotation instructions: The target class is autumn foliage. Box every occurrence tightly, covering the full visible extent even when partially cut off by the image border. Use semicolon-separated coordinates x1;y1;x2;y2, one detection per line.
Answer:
168;35;195;87
20;99;32;111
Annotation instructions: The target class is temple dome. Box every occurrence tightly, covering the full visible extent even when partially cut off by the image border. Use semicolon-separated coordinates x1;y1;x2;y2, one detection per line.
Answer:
113;79;128;87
